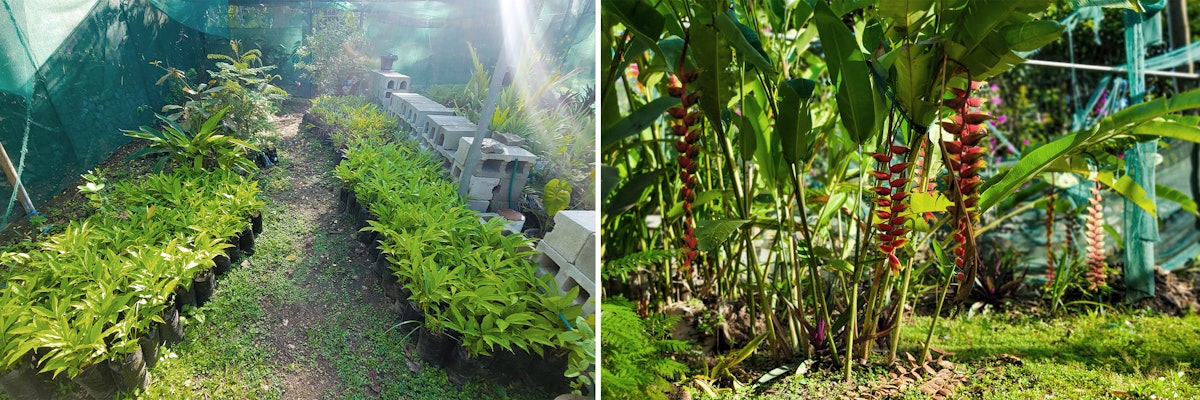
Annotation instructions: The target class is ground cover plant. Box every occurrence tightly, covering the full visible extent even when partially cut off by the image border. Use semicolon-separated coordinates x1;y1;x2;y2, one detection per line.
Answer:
0;164;262;397
601;0;1200;398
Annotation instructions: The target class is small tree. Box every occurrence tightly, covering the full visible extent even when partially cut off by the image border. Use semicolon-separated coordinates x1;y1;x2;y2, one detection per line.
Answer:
296;11;367;95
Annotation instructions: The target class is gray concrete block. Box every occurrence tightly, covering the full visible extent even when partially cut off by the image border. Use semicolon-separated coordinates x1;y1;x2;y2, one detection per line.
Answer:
542;211;597;264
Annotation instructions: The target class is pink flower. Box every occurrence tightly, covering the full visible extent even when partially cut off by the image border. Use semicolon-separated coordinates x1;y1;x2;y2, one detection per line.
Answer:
997;115;1007;124
990;84;999;92
991;97;1002;106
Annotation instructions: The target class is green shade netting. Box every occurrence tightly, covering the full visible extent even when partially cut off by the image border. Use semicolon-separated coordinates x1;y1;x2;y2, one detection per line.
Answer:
0;0;593;227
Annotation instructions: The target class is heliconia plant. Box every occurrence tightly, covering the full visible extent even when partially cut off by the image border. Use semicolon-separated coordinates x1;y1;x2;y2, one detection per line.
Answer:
601;0;1200;394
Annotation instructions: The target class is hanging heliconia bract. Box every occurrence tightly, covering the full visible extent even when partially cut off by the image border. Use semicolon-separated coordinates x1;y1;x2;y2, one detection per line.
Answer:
667;70;701;269
1085;181;1107;290
940;81;990;272
871;144;911;272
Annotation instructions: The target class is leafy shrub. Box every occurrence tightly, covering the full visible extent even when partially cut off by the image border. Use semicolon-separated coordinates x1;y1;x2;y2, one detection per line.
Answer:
157;41;287;143
124;107;259;172
296;10;367;95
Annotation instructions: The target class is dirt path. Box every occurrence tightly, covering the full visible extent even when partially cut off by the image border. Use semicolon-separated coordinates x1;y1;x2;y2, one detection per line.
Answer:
254;103;391;398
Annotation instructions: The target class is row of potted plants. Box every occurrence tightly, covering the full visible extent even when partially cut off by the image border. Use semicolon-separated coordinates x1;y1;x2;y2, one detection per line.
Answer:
318;99;593;393
0;166;262;399
306;94;398;151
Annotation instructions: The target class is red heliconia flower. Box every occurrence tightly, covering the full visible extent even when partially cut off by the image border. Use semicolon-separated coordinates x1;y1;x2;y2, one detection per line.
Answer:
667;68;703;272
943;81;991;273
871;141;913;272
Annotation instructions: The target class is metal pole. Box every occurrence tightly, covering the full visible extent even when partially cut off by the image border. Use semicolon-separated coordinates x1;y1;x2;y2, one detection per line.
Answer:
1023;59;1200;79
457;47;506;198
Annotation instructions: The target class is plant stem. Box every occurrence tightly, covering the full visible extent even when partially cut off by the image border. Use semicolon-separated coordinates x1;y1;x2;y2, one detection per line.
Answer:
921;272;952;362
889;255;916;363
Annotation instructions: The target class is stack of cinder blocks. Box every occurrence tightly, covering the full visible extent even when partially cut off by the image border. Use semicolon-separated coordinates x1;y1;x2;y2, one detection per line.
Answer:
452;136;535;212
368;70;410;105
389;93;454;135
425;115;480;168
536;211;597;316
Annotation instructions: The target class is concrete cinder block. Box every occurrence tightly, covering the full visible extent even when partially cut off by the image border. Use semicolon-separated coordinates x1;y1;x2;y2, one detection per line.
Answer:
578;232;596;281
542;211;597;264
535;241;596;316
468;176;501;200
438;124;481;150
370;71;410;105
467;199;490;212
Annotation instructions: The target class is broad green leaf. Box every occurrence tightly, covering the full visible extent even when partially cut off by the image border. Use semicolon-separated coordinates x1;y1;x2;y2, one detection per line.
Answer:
890;44;938;125
816;192;848;231
1002;20;1066;52
1156;184;1198;216
747;85;788;188
828;259;853;274
878;0;935;29
600;96;678;149
604;170;664;216
777;78;817;164
602;0;666;54
1103;174;1156;217
979;132;1088;212
667;190;733;220
543;179;572;217
690;11;735;132
910;191;953;213
814;1;877;144
715;12;776;74
1131;119;1200;142
1066;0;1143;11
600;165;620;200
695;219;751;252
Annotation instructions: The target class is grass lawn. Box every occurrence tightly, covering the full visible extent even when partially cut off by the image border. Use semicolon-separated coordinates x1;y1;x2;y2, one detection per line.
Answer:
726;311;1200;399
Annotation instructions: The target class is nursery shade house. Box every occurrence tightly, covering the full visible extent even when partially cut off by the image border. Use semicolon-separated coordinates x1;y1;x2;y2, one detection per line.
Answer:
0;0;597;398
0;0;594;225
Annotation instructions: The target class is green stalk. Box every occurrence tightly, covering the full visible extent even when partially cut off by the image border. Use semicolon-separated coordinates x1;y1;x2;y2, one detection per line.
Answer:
888;255;916;363
789;164;838;365
921;270;953;362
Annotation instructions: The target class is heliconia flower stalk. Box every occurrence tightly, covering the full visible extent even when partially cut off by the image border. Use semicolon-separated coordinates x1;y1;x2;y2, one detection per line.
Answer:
940;81;990;276
1085;181;1107;290
871;142;911;272
667;69;702;270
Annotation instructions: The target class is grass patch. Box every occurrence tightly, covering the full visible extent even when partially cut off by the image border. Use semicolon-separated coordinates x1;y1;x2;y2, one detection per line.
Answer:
737;312;1200;399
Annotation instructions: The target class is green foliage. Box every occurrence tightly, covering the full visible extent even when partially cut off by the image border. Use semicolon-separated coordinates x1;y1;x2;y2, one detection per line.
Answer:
542;179;572;218
295;11;367;95
600;301;691;400
0;166;261;377
309;95;398;148
124;107;260;172
156;41;288;144
326;100;591;390
459;44;597;203
204;40;289;141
